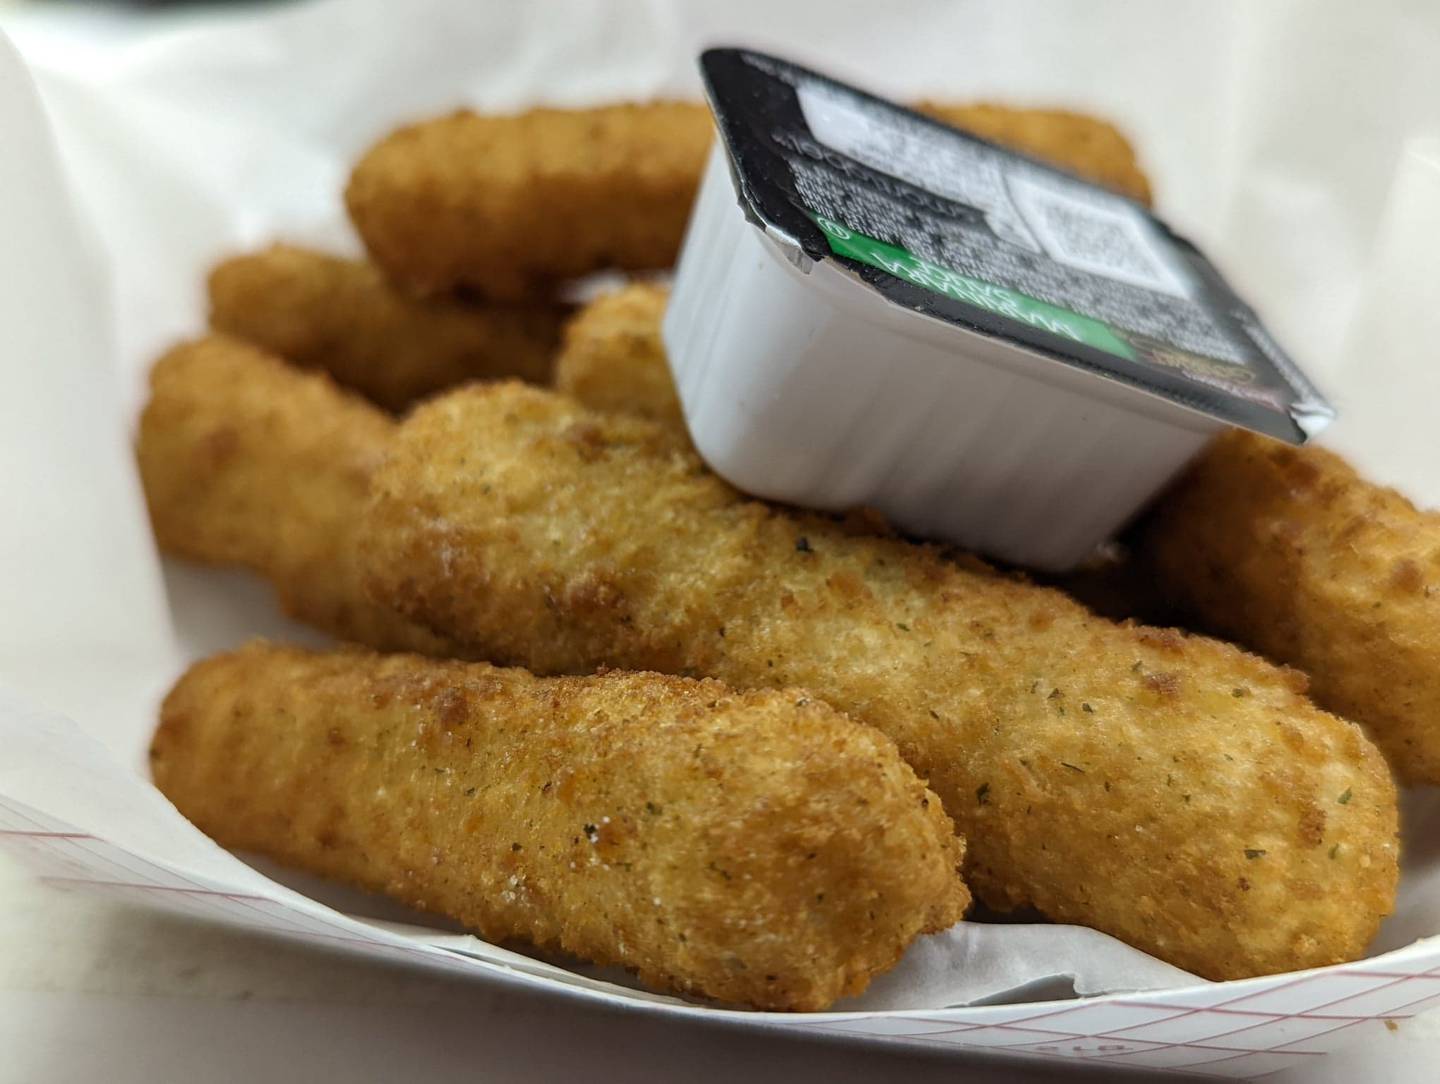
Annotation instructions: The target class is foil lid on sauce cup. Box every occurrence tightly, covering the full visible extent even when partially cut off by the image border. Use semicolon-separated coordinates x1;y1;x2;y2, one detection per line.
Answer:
664;48;1334;571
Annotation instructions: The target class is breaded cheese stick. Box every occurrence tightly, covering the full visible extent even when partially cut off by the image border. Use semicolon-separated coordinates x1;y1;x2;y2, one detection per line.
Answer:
362;383;1399;981
346;102;712;301
136;335;450;654
552;283;682;427
151;642;968;1011
1135;429;1440;785
208;245;568;412
916;103;1153;205
348;101;1149;303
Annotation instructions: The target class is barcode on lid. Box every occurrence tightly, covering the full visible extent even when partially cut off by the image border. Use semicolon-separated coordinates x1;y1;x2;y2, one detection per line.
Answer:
1007;175;1192;299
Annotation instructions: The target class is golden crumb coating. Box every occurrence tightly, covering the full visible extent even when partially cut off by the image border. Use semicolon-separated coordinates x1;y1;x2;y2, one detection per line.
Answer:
208;245;567;412
346;102;712;301
1136;429;1440;785
152;643;968;1010
916;102;1153;205
363;383;1399;981
553;282;682;426
135;335;450;653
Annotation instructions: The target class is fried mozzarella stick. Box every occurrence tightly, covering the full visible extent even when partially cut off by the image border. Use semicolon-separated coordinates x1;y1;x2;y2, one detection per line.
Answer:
363;383;1399;981
152;643;968;1010
553;283;682;427
348;102;1149;303
209;245;567;412
346;102;712;301
1136;429;1440;785
136;335;449;654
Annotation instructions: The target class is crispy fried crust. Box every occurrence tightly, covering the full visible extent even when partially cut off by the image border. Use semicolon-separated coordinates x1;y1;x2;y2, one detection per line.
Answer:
346;102;712;301
363;383;1399;980
208;245;567;412
916;102;1152;205
1136;430;1440;784
135;335;450;653
552;282;682;426
347;101;1150;303
151;643;968;1010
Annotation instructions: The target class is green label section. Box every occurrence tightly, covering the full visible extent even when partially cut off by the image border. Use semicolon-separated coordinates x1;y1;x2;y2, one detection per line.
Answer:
813;216;1137;361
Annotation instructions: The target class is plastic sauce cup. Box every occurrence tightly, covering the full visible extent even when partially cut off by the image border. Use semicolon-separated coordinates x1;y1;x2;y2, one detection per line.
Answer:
664;48;1332;571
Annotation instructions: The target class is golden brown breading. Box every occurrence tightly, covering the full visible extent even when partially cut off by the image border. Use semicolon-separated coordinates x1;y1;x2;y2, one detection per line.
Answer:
346;102;712;301
151;642;968;1011
552;282;682;426
1135;429;1440;785
362;382;1399;981
347;101;1149;304
916;102;1153;205
208;245;567;412
135;335;450;653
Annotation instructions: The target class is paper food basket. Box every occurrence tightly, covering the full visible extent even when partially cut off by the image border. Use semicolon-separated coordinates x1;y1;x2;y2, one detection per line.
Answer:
3;2;1440;1077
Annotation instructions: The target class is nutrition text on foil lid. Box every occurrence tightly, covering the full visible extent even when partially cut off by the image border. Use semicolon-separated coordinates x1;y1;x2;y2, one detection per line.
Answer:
791;79;1256;366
